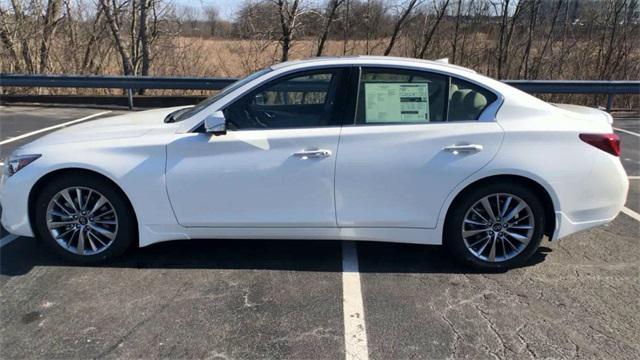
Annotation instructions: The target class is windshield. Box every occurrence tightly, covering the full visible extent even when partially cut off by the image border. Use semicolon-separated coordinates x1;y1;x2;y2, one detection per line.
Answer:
171;67;273;122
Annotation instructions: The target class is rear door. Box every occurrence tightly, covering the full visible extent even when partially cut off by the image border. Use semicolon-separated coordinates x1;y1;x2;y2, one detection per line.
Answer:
335;67;504;228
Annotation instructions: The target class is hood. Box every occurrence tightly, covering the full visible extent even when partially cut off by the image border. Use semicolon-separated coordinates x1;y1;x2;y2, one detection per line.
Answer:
19;106;189;149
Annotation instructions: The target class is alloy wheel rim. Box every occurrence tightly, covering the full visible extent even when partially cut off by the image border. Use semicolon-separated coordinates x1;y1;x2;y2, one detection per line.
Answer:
46;187;118;256
462;193;534;262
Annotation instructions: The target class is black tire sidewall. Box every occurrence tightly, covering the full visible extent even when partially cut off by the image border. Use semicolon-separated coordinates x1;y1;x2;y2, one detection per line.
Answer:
33;174;135;264
445;182;546;270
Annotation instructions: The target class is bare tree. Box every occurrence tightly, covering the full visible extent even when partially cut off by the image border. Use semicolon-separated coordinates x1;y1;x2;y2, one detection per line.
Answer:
518;0;540;78
530;0;564;79
342;0;350;55
450;0;463;64
38;0;63;73
315;0;344;56
0;5;21;72
415;0;450;59
597;0;631;80
495;0;525;78
139;0;151;76
10;0;35;73
273;0;304;61
384;0;420;56
100;0;134;75
204;5;219;37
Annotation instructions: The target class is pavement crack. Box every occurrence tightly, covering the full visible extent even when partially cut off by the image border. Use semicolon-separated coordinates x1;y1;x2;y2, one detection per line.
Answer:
567;338;580;359
439;291;461;359
441;312;460;359
474;304;507;359
274;327;340;343
241;288;260;309
516;324;536;359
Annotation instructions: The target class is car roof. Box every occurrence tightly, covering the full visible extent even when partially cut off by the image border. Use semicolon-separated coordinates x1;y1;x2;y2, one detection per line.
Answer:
270;56;558;111
270;55;477;74
269;55;520;101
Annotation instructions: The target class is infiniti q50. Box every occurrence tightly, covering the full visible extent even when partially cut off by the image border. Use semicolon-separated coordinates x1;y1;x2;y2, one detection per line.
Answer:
1;56;628;269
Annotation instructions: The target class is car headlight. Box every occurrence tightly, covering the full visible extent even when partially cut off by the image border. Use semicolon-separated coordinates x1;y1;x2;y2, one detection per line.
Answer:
3;154;41;177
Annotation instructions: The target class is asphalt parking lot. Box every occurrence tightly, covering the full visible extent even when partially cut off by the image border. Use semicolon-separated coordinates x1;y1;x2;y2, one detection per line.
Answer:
1;105;639;359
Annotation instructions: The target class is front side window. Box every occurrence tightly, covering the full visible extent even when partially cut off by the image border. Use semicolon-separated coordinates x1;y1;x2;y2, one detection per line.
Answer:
171;67;272;122
356;68;447;124
448;78;497;121
224;70;342;130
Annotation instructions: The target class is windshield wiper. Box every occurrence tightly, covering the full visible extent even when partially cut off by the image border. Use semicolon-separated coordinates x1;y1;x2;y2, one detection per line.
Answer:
164;110;178;123
164;108;191;123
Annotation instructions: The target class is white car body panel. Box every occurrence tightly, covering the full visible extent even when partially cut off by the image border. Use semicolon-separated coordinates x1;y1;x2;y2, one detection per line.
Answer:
1;56;628;250
0;108;182;238
335;122;504;228
166;127;340;227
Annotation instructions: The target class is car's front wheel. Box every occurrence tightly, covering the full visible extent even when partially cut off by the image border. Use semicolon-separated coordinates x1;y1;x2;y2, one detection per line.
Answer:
445;182;546;270
33;174;136;264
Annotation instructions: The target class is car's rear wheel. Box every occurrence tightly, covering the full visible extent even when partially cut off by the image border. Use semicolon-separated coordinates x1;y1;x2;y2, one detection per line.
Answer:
33;174;135;264
445;182;545;270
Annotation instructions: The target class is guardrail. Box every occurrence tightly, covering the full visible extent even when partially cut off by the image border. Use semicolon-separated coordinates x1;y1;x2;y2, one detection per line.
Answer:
1;73;638;111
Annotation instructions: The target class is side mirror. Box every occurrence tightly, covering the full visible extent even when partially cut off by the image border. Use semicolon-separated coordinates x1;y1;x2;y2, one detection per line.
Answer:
204;111;227;136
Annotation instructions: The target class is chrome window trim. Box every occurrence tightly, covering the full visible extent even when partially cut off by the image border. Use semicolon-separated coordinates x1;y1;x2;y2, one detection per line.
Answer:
185;62;505;132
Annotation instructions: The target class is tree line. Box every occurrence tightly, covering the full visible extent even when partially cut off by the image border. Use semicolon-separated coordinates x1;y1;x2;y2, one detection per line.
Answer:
1;0;638;84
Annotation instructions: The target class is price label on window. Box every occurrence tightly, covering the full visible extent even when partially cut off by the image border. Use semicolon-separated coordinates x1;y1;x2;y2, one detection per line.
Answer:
364;83;430;123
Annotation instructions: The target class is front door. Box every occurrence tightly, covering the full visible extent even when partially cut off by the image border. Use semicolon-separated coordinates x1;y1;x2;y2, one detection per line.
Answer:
166;68;348;227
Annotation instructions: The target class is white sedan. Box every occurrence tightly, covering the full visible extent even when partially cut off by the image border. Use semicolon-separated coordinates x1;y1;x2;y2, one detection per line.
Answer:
1;56;628;269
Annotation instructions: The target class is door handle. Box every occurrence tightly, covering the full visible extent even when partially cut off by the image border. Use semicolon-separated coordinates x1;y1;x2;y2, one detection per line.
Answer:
292;149;332;159
443;144;483;154
262;111;275;119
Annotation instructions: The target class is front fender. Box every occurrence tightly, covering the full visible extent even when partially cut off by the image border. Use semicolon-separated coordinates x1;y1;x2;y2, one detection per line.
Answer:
2;139;178;242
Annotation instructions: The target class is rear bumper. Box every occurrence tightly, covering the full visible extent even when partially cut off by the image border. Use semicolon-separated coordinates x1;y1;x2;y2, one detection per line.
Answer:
551;153;628;241
552;211;620;240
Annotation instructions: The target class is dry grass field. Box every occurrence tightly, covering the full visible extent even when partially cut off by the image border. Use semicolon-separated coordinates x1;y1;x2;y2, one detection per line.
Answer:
22;36;634;111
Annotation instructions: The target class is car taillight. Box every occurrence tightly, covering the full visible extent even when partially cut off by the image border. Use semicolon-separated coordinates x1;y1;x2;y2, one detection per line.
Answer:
579;133;621;157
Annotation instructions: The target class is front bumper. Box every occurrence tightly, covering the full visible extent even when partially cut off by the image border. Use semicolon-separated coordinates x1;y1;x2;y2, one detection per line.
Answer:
0;172;35;237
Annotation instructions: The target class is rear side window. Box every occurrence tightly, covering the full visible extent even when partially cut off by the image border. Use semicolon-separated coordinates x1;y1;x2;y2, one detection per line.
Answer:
448;78;497;121
356;68;448;124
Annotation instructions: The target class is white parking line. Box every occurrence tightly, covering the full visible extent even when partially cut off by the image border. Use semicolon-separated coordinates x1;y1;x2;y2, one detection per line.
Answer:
614;127;640;137
342;241;369;360
0;111;111;145
0;234;19;248
622;207;640;222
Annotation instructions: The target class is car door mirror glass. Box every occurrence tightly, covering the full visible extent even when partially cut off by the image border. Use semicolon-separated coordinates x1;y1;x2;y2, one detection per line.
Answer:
204;111;227;135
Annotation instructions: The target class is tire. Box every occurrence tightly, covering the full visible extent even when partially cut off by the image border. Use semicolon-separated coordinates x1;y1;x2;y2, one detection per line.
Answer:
445;182;545;270
33;174;136;264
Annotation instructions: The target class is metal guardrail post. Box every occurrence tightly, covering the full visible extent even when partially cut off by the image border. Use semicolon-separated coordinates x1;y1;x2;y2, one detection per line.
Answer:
607;94;613;113
126;88;134;109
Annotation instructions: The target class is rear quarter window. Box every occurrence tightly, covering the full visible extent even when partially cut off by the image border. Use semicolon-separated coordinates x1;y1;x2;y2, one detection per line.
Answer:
448;78;498;121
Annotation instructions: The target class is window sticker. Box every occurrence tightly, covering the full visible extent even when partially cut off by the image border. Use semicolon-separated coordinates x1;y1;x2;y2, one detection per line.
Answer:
364;83;430;123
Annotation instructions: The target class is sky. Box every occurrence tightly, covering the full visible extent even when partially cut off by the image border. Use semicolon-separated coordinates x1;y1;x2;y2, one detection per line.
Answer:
173;0;328;20
173;0;243;20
